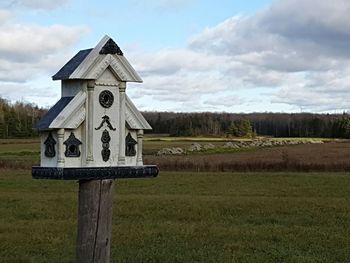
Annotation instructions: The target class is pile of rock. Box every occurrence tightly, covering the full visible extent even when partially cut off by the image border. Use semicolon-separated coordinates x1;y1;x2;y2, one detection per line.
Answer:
203;143;215;150
187;143;202;152
157;147;185;155
222;139;324;149
156;139;324;155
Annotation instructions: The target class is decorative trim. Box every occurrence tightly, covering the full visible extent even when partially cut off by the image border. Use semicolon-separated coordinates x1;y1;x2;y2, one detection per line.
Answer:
117;56;143;82
49;91;86;129
136;130;143;166
95;115;116;131
57;129;65;167
85;55;127;81
118;82;126;165
101;129;111;162
32;165;159;180
44;132;56;157
99;38;123;56
95;81;119;87
64;132;82;157
109;56;128;80
99;90;114;108
86;85;94;164
87;80;95;89
125;132;137;156
64;107;85;129
125;95;152;130
68;36;142;82
119;85;126;93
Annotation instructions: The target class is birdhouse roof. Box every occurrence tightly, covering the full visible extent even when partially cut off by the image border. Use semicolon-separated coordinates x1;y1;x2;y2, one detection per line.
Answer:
35;92;151;131
52;35;142;82
35;96;75;130
125;96;152;130
52;49;93;80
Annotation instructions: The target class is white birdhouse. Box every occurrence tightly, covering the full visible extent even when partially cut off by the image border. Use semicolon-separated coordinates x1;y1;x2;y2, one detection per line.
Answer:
32;36;158;180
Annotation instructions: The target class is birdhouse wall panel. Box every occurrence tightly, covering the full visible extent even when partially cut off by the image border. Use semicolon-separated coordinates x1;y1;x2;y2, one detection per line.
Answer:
92;85;120;166
40;131;58;167
61;80;86;97
96;66;119;85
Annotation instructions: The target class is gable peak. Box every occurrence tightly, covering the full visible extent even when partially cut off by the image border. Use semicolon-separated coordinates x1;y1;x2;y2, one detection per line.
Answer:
99;38;123;56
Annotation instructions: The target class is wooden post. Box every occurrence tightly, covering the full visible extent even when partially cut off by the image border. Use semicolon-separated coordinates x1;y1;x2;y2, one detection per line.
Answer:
76;179;114;263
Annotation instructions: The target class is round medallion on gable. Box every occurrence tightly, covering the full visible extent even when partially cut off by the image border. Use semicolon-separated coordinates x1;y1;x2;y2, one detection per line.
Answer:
99;90;114;108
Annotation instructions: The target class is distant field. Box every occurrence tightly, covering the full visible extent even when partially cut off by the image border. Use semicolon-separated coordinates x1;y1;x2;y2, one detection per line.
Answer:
146;141;350;172
0;169;349;262
1;137;350;172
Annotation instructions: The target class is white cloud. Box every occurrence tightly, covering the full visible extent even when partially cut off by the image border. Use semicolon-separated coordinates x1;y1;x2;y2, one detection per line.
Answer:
204;95;245;108
20;0;68;9
2;0;349;113
0;24;89;64
127;0;350;112
1;0;68;10
0;3;89;105
0;9;13;24
0;23;89;84
130;0;195;13
0;81;60;107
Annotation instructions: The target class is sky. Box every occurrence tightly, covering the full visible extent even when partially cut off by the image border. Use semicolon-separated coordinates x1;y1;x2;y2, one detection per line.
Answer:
0;0;350;113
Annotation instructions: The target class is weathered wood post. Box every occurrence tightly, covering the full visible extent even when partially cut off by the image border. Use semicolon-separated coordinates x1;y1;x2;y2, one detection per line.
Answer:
76;179;114;262
32;35;159;263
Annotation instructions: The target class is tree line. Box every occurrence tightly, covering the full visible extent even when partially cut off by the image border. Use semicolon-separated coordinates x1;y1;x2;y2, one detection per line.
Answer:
0;98;46;138
143;111;350;138
1;96;350;138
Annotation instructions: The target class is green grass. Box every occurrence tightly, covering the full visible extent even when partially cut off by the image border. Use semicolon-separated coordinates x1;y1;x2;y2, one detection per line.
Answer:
0;139;40;162
1;169;349;262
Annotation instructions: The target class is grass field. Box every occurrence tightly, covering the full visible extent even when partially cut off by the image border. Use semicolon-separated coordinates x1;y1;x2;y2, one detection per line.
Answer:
1;137;350;262
1;169;350;262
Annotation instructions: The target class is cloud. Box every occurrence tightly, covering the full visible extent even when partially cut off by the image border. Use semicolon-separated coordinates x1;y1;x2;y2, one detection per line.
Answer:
20;0;68;9
130;0;195;14
1;0;69;10
2;0;349;113
204;95;245;108
0;24;89;63
128;0;350;112
0;9;13;24
0;81;60;108
0;23;89;82
0;3;89;105
260;0;350;56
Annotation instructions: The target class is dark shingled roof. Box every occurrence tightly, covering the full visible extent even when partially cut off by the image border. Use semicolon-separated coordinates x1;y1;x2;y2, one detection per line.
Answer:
35;96;74;130
52;48;93;80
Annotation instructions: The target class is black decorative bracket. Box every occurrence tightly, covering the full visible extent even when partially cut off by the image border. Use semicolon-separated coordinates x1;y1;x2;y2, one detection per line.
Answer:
125;132;137;156
44;132;56;158
95;115;116;131
99;90;114;108
101;129;111;162
99;38;123;56
64;132;82;157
